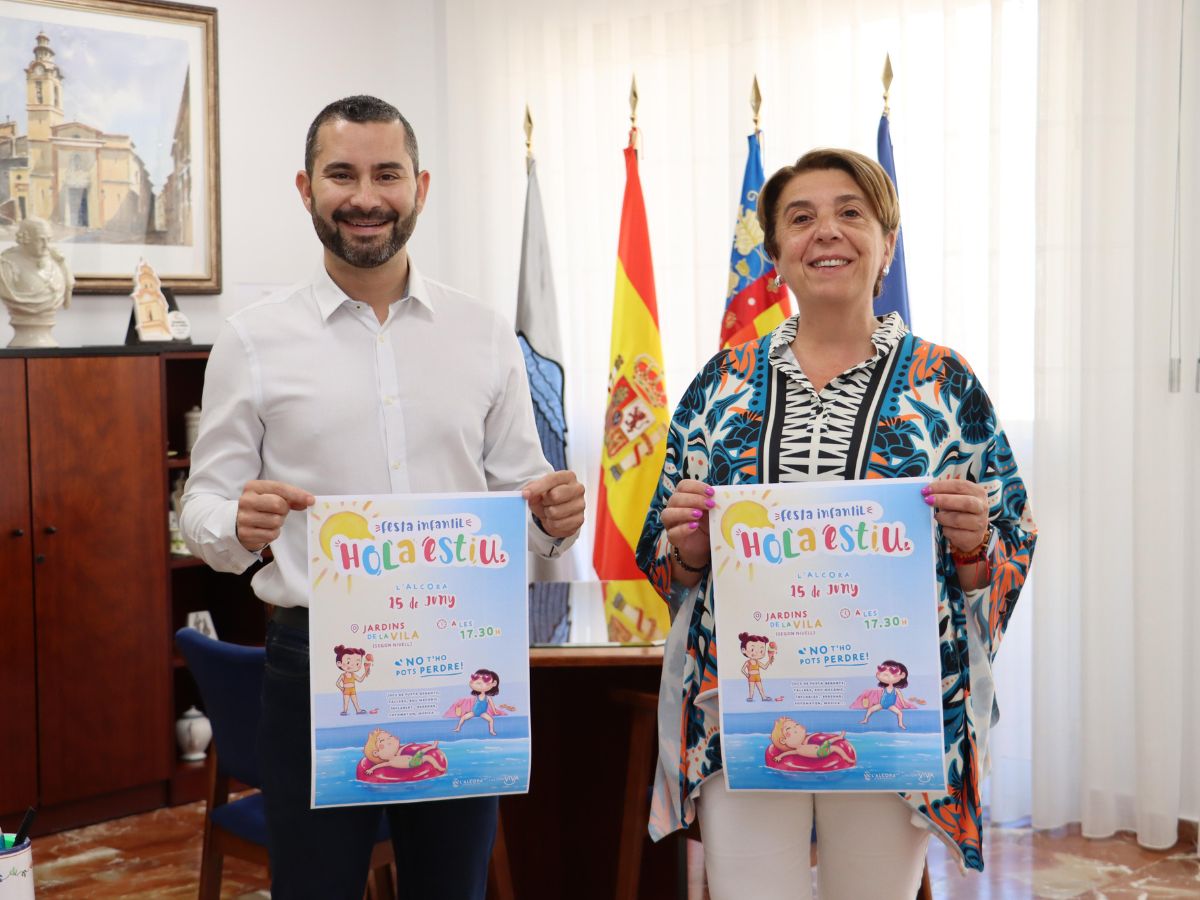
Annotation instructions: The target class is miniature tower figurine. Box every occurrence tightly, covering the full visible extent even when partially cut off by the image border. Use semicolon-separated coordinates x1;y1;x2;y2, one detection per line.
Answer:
130;257;173;341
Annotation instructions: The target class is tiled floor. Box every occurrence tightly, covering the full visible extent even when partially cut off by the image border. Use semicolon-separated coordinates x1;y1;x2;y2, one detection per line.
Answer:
29;800;269;899
924;821;1200;899
24;800;1200;898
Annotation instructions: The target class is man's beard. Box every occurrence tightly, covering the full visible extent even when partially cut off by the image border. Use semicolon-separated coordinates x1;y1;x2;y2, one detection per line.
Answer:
310;205;418;269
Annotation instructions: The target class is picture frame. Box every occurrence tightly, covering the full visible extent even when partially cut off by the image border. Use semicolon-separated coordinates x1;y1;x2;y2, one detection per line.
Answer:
186;609;217;640
0;0;221;293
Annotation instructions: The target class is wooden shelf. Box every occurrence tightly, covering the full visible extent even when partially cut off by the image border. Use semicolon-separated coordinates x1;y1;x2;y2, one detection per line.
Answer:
160;347;267;812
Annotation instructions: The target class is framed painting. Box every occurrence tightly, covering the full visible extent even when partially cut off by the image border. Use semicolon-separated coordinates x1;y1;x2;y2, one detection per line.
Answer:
0;0;220;293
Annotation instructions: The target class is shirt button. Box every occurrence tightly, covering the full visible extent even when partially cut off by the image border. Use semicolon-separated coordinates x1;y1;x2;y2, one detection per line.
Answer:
385;396;396;405
391;462;401;471
377;335;385;344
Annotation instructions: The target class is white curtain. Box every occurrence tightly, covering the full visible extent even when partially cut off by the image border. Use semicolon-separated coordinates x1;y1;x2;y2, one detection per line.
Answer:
1033;0;1200;846
437;0;1038;819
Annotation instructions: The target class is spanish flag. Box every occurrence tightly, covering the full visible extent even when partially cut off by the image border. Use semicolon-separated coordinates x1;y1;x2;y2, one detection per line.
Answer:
720;131;792;349
593;131;670;592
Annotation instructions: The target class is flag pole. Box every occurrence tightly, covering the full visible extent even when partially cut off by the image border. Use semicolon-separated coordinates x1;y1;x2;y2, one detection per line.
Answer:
881;53;893;117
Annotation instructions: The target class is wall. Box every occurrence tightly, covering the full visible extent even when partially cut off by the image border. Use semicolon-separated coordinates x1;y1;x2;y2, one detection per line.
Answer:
1;0;450;348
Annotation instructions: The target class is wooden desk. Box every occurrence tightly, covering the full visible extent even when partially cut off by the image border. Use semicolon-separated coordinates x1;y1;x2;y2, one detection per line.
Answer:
495;644;678;900
530;645;664;667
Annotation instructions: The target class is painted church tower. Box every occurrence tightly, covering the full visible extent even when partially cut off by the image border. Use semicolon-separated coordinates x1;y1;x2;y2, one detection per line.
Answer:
25;32;64;143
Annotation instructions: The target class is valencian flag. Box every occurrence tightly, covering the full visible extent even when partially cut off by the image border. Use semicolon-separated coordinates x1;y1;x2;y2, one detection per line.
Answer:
593;129;670;641
515;155;576;611
875;111;911;325
721;131;793;349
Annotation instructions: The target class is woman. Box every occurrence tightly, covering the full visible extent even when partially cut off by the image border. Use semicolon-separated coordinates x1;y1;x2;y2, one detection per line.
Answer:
636;148;1036;899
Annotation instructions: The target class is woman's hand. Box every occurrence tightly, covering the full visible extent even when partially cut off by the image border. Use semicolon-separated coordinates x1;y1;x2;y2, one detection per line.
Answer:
662;479;714;574
922;478;989;553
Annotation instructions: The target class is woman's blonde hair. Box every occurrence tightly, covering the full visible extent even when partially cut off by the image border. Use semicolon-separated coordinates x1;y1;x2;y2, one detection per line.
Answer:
757;148;900;297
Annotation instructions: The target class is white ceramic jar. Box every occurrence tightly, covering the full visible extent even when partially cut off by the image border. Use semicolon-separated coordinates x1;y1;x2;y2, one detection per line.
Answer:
176;705;212;761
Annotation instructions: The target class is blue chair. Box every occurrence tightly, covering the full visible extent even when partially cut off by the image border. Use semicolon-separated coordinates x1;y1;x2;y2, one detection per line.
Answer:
175;627;394;899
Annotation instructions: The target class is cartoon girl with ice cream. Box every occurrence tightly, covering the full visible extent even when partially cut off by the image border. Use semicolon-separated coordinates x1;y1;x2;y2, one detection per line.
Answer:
738;632;777;701
334;644;372;715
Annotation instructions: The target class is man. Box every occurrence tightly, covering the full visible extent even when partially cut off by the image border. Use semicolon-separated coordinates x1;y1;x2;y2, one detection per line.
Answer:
181;95;585;899
0;217;73;347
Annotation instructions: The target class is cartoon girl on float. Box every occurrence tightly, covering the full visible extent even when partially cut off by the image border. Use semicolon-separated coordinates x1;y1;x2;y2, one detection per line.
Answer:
444;669;516;736
851;659;926;729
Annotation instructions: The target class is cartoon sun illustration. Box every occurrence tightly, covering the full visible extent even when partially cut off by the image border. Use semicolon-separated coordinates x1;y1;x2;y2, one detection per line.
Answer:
716;495;775;577
309;500;380;590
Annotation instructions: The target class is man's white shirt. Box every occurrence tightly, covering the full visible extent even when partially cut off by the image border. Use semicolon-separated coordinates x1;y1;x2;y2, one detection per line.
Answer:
181;261;572;608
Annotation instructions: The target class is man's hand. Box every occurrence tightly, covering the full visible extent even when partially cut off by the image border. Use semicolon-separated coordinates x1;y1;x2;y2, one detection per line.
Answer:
522;470;585;539
236;480;315;552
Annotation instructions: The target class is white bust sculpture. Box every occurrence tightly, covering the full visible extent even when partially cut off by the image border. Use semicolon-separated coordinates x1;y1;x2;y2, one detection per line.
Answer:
0;217;74;348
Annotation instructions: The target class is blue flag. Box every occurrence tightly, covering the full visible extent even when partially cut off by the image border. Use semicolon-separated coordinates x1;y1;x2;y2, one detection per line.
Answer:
876;114;911;326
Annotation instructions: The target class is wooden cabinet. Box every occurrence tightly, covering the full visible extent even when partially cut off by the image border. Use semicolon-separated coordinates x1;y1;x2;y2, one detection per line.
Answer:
26;354;171;805
0;347;262;831
0;359;36;816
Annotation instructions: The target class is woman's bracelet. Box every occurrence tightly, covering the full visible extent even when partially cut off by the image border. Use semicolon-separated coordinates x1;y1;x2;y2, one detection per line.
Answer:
949;526;992;566
671;544;707;574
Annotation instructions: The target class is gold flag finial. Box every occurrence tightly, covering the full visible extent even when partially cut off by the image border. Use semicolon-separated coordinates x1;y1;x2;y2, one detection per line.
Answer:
882;53;894;117
524;104;533;162
628;75;640;152
751;75;762;133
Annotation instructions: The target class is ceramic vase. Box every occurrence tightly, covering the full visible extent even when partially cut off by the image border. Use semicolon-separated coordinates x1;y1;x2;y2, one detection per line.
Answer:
176;705;212;761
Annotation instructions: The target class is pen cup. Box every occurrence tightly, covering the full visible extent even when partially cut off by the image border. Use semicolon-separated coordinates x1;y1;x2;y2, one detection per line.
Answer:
0;836;34;899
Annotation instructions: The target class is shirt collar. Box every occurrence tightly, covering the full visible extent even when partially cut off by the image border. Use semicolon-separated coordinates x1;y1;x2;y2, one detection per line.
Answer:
312;257;436;322
768;311;908;365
